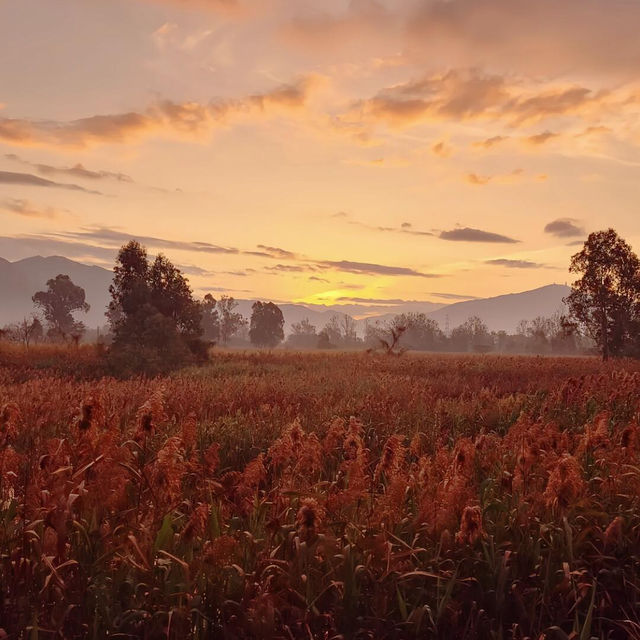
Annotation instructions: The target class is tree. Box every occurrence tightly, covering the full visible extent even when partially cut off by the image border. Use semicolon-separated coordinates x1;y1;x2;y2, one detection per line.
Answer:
217;296;245;346
107;241;205;373
287;318;317;349
566;229;640;360
249;301;285;348
33;274;89;340
449;316;491;352
14;316;43;348
201;294;220;343
323;316;343;347
396;313;443;351
149;254;202;338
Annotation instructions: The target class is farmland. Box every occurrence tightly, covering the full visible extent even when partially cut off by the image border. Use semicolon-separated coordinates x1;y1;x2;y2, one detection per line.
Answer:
1;347;640;638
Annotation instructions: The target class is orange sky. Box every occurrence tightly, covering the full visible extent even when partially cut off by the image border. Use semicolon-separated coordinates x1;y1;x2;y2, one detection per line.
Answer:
1;0;640;308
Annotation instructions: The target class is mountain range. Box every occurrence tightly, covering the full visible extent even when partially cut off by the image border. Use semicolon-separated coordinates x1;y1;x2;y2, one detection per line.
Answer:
0;255;570;334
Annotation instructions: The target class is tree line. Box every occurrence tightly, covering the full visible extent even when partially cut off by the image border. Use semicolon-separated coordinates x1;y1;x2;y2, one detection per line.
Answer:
2;229;639;366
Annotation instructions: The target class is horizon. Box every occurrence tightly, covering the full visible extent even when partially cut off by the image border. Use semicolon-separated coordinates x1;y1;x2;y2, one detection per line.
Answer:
3;0;639;307
1;250;571;316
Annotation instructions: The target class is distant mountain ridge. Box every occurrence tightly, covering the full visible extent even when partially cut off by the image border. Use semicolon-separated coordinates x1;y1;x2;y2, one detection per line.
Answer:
0;255;570;334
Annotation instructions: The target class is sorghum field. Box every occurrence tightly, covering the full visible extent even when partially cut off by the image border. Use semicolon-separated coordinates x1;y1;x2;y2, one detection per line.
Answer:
2;347;640;639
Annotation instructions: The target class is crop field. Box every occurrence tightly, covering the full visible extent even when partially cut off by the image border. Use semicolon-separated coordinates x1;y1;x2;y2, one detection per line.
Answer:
1;348;640;639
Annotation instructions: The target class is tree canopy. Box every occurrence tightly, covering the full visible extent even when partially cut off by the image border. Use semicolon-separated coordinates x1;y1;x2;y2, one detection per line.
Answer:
32;274;89;340
566;228;640;360
108;241;204;373
249;301;285;348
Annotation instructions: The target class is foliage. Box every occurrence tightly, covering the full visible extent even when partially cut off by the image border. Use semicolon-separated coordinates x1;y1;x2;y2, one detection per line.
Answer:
200;294;220;343
567;228;640;360
32;274;90;340
249;301;285;348
108;241;204;373
217;295;246;346
286;318;318;349
0;351;640;637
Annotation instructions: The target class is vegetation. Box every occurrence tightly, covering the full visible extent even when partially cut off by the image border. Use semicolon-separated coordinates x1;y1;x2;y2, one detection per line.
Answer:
566;228;640;361
32;274;90;342
249;301;285;348
107;241;205;375
0;349;640;638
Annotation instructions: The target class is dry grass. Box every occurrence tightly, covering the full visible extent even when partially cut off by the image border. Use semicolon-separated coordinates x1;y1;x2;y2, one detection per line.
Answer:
0;350;639;638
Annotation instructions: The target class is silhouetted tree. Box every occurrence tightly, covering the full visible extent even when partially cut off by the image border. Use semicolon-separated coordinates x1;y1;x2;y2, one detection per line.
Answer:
250;301;285;348
566;229;640;360
218;296;245;346
108;240;204;373
450;316;491;352
14;316;43;348
33;274;89;340
317;329;333;349
287;318;317;349
201;294;220;343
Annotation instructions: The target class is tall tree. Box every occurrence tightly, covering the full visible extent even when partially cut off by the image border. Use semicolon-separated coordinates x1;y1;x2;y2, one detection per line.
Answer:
201;294;220;343
33;274;89;340
149;254;202;338
107;241;205;373
217;296;245;346
249;301;285;348
566;229;640;360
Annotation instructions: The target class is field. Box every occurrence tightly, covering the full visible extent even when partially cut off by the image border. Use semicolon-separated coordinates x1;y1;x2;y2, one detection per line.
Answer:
1;348;640;639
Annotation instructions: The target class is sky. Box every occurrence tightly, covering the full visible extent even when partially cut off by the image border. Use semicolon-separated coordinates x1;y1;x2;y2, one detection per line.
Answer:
1;0;640;310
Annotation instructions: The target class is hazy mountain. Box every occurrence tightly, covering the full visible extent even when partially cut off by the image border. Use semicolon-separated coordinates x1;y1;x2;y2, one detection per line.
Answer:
0;255;570;336
0;256;112;327
426;284;570;333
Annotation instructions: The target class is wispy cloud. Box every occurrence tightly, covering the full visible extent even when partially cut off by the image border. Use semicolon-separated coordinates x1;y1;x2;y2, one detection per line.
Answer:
4;153;133;182
313;260;441;278
485;258;547;269
0;171;103;195
544;218;585;238
0;197;66;220
465;169;547;185
440;227;519;243
0;76;320;150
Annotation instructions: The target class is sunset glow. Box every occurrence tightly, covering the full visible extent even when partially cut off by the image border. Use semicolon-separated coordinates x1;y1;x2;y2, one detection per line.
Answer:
2;0;640;307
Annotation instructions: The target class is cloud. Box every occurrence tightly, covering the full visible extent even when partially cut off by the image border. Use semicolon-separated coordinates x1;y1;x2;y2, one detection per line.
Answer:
314;260;441;278
0;171;103;195
178;264;216;277
429;292;479;300
200;286;253;294
464;169;546;185
431;140;452;158
346;69;629;134
544;218;585;238
265;264;309;273
466;173;492;186
335;213;435;237
485;258;546;269
336;297;436;305
4;153;133;182
255;245;298;259
0;198;66;220
439;227;519;243
523;131;560;146
473;135;509;150
0;235;118;263
309;276;330;283
56;226;239;255
0;76;319;150
408;0;640;79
